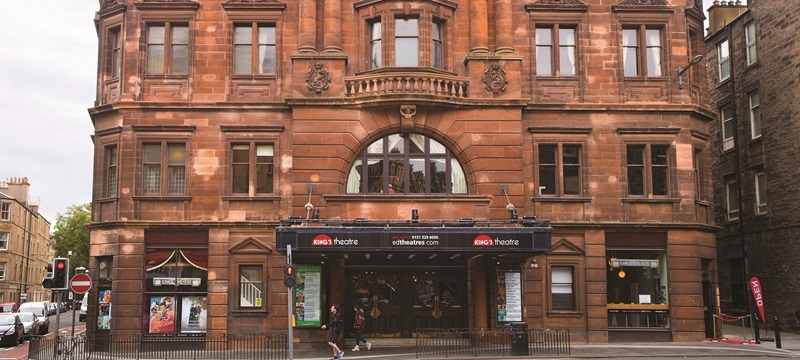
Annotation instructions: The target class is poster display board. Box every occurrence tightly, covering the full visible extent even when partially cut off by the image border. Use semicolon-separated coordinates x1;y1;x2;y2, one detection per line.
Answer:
98;290;112;330
294;265;322;327
148;296;176;334
496;269;522;323
181;296;208;333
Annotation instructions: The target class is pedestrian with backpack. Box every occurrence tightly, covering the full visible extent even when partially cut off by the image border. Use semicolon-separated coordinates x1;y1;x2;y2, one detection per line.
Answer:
352;306;372;351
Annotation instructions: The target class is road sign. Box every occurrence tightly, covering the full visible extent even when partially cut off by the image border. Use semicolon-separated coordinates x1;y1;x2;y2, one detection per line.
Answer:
70;273;92;294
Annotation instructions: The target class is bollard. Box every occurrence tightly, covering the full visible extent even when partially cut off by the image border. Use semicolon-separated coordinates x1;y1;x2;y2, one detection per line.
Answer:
753;313;761;344
774;316;782;349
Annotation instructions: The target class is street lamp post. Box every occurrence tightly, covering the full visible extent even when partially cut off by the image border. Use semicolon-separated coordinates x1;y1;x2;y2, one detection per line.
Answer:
676;55;705;90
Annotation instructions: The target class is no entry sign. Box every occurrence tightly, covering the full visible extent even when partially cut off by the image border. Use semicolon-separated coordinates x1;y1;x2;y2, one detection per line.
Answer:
71;273;92;294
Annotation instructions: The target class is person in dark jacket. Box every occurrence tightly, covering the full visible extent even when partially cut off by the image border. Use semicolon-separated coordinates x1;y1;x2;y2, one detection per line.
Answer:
321;304;344;359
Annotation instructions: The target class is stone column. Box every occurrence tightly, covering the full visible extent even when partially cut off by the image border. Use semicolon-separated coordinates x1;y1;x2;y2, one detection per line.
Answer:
298;0;317;53
323;0;342;53
469;0;489;54
495;0;514;54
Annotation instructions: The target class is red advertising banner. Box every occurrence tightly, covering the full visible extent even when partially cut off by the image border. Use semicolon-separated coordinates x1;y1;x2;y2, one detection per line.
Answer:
749;276;766;325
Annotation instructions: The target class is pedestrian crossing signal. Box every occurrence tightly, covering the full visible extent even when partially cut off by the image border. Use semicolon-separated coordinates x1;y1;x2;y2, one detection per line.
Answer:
283;264;297;288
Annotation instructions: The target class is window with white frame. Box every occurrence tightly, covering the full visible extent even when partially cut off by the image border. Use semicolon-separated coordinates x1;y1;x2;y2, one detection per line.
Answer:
725;175;739;221
369;21;382;69
754;169;767;215
0;232;7;250
550;266;575;311
622;26;663;77
749;91;761;139
0;262;6;281
745;22;757;65
0;203;9;221
395;17;419;67
717;39;730;81
626;144;670;197
536;26;577;76
721;106;734;151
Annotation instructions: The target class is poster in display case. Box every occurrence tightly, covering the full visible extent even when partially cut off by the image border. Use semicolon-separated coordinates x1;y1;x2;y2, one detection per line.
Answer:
496;268;522;323
294;265;322;327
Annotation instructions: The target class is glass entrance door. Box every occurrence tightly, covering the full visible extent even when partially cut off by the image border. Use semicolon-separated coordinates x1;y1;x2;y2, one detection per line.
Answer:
347;268;467;338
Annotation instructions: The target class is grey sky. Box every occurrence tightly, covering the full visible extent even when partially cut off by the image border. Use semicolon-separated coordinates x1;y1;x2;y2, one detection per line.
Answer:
0;0;724;222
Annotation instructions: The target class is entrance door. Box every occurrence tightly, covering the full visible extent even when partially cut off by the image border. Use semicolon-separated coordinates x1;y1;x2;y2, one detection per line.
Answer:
347;268;467;338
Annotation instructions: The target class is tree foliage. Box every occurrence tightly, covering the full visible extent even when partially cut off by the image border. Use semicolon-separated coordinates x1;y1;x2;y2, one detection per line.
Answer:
51;203;91;270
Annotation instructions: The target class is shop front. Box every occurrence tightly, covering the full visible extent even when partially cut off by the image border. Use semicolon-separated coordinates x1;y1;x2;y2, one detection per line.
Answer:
276;220;551;337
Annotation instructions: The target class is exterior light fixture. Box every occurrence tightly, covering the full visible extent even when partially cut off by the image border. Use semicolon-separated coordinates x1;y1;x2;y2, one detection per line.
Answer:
676;55;704;90
411;209;419;222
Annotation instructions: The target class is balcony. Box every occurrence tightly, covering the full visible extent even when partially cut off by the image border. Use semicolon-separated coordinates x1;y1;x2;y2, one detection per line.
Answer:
345;69;469;99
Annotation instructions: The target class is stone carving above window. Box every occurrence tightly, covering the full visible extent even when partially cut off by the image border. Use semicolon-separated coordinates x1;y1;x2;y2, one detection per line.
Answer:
615;0;669;5
305;62;331;94
482;63;507;94
530;0;587;5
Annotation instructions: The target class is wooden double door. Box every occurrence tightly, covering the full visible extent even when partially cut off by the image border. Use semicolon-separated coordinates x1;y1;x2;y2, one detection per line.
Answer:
346;267;467;337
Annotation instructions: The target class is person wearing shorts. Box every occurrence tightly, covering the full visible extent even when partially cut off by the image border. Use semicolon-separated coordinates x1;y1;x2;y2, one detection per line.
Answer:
321;305;344;359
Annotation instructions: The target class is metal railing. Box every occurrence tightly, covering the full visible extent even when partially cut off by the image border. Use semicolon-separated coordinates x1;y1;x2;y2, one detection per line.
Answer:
29;333;287;360
415;328;570;358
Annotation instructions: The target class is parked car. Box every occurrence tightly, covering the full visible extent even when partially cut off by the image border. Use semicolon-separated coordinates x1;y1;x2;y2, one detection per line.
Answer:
18;302;48;318
47;303;57;316
15;312;40;338
0;314;24;346
17;302;49;333
0;302;17;314
79;293;88;322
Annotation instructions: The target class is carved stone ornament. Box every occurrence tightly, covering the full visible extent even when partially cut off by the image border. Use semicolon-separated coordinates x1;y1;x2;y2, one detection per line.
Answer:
482;63;507;94
532;0;587;5
225;0;282;3
615;0;669;5
400;105;417;134
305;62;331;94
102;0;120;9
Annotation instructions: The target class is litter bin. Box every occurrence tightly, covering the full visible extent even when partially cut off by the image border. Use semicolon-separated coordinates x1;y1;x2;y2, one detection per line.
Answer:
511;322;529;356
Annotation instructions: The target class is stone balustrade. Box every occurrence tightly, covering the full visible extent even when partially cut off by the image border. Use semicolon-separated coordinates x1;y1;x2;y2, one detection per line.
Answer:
345;71;469;98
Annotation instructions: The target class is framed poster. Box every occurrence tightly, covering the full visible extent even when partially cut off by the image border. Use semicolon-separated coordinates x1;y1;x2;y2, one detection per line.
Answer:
97;289;112;330
294;265;322;327
148;296;176;334
496;269;522;323
181;296;207;333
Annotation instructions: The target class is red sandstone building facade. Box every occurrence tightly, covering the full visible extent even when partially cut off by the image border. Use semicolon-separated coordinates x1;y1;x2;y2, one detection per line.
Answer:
87;0;717;344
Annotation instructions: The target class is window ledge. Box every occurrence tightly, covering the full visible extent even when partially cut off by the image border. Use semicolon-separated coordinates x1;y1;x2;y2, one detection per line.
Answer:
232;309;270;317
533;197;592;203
95;197;120;204
546;311;583;317
132;196;192;201
325;194;490;203
621;197;680;204
222;195;281;202
694;199;712;207
231;74;277;81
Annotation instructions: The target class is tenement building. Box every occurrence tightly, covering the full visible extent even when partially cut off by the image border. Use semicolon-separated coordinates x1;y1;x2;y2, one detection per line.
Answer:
0;178;51;306
707;2;800;329
87;0;717;344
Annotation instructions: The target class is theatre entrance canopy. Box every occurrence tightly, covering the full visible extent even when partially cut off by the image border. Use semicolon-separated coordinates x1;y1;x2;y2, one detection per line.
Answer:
276;218;553;262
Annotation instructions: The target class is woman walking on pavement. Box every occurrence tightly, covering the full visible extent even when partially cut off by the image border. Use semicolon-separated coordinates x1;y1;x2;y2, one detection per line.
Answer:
352;306;372;351
322;305;344;360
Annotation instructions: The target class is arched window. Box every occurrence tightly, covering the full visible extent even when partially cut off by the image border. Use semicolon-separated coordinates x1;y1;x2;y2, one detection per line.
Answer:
347;134;467;194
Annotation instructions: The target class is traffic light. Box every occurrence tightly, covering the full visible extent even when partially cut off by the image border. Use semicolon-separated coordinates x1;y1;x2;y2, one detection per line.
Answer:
283;264;297;288
53;258;70;290
41;262;55;289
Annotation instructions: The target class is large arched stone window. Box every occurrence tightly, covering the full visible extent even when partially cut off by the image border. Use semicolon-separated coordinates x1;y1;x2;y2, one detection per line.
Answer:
347;133;467;194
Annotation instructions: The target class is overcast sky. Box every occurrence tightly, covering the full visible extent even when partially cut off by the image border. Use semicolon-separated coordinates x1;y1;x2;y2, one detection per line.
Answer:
0;0;724;223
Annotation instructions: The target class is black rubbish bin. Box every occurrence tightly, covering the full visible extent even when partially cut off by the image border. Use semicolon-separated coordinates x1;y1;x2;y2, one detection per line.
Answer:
511;322;529;356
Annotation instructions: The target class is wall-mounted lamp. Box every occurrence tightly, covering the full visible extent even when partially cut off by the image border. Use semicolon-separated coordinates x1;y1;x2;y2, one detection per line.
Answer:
530;257;539;269
676;55;704;90
507;204;518;220
312;208;320;220
411;208;419;222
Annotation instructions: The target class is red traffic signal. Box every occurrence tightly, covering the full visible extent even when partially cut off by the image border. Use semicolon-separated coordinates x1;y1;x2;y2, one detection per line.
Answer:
283;264;297;287
53;258;70;290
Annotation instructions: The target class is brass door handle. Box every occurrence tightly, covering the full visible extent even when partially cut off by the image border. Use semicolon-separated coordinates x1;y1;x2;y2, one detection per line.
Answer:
371;295;381;317
432;295;442;318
